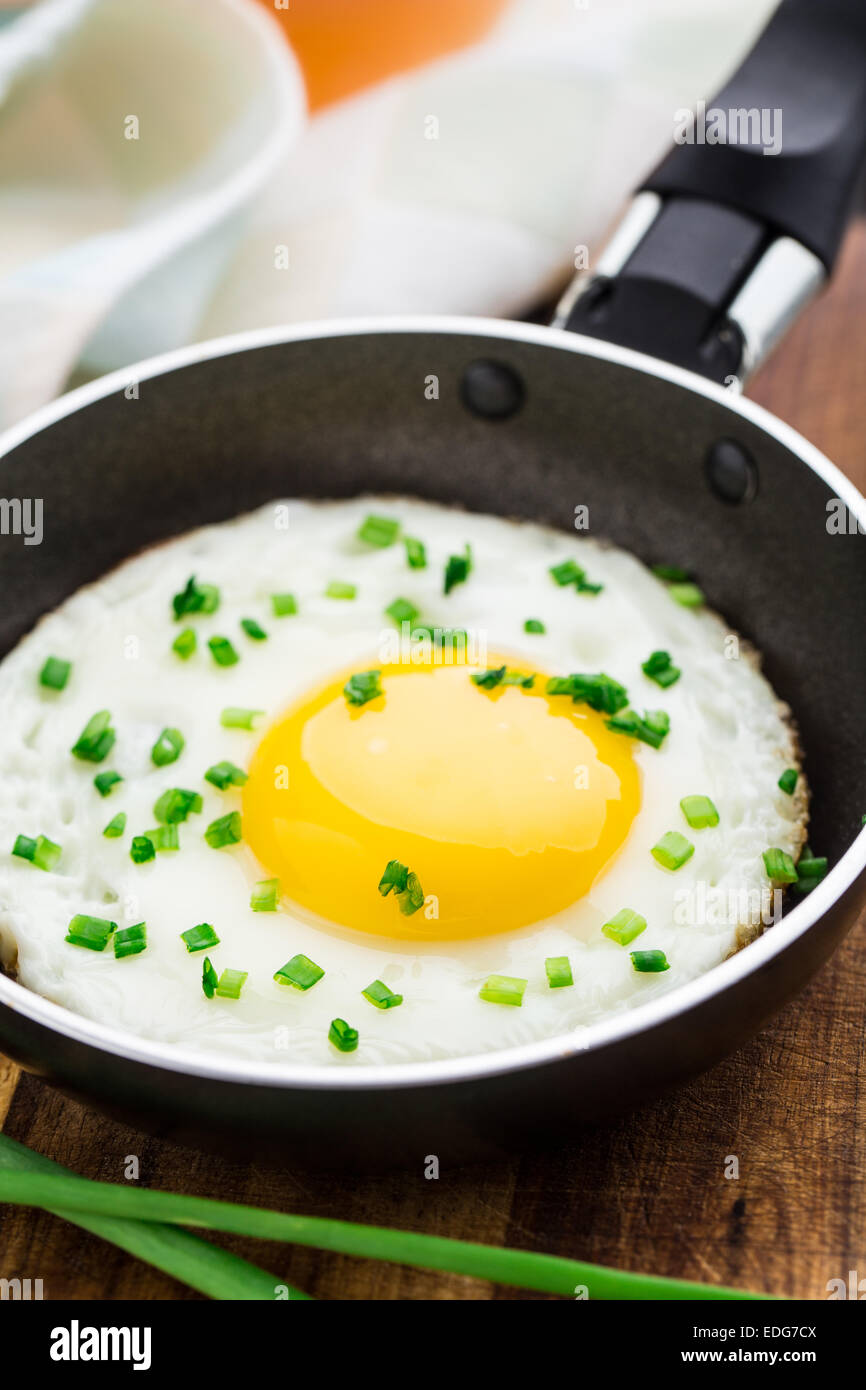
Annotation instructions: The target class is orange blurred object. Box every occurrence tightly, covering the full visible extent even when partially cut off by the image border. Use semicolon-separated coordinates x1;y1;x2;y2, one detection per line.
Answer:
258;0;510;110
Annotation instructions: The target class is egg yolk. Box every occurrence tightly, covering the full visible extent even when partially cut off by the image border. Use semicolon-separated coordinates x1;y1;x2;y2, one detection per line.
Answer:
243;655;640;941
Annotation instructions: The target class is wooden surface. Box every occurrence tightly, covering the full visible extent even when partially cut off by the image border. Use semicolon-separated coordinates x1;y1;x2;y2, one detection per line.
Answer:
1;223;864;1303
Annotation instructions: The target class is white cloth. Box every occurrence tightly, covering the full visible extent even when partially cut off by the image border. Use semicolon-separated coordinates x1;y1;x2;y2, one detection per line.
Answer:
0;0;778;430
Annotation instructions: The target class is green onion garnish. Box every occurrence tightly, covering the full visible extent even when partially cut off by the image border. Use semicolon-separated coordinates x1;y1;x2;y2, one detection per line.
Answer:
114;923;147;959
154;787;202;824
94;770;123;797
39;656;71;691
172;628;196;660
778;768;798;796
680;795;719;829
641;650;681;688
546;672;628;715
328;1018;358;1052
215;969;247;1000
479;975;526;1006
274;954;324;991
601;909;647;946
652;564;689;582
630;950;670;973
240;618;267;642
103;812;127;838
71;710;116;763
208;635;239;667
143;825;179;853
130;835;156;864
443;545;472;595
404;536;427;569
204;760;248;790
204;811;242;849
605;707;670;749
12;834;61;872
172;575;220;620
377;860;424;915
65;914;116;952
524;618;545;634
220;707;264;730
344;669;383;707
358;514;399;547
325;581;356;600
545;956;573;988
271;593;298;617
471;666;534;691
668;582;705;608
651;831;694;871
762;848;798;884
151;727;184;767
202;956;219;999
250;879;280;912
550;559;584;587
362;980;403;1009
181;923;220;953
792;851;828;894
386;597;420;625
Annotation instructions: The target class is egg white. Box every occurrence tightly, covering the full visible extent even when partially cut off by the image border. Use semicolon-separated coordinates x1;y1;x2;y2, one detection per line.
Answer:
0;497;807;1066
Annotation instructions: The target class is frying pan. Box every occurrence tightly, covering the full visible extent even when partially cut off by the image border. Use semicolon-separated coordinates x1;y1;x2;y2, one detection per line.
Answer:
0;0;864;1167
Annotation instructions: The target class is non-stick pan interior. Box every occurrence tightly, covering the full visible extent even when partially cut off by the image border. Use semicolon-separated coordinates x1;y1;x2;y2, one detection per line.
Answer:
1;326;863;864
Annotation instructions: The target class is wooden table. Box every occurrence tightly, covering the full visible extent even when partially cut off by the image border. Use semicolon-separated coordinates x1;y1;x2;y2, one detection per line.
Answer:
2;224;864;1303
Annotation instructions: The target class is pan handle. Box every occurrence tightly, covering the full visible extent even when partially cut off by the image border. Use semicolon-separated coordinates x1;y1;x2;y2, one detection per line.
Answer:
554;0;866;385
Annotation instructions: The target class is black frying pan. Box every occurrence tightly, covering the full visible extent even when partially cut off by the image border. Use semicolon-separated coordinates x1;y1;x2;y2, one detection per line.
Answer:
0;0;864;1166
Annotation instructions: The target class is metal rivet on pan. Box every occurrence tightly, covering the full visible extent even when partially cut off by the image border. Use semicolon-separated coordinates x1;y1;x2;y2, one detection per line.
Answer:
704;438;758;504
459;359;525;421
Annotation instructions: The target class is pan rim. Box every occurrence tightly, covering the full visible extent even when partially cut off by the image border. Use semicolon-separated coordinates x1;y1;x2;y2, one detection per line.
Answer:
0;314;864;1093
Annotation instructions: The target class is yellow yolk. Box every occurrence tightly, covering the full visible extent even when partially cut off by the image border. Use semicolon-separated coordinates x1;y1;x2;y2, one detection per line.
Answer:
243;656;640;940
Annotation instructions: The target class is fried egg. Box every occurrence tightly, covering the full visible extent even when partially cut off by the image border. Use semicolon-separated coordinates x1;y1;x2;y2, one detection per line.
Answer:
0;497;808;1066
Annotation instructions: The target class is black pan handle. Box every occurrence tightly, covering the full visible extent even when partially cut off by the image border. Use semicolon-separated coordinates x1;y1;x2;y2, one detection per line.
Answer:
556;0;866;384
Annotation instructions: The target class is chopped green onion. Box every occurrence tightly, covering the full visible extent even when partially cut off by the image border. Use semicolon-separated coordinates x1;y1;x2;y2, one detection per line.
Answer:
271;593;297;617
143;825;179;853
651;831;694;871
12;834;61;872
328;1018;358;1052
103;812;127;838
668;582;705;608
130;835;156;864
404;536;427;569
792;849;828;894
778;768;798;796
65;914;116;952
362;980;403;1009
680;795;719;829
762;847;798;884
220;707;264;730
343;669;383;707
94;770;123;798
630;950;670;973
602;908;647;946
546;672;628;715
181;923;220;953
641;650;681;688
605;707;670;749
358;514;399;547
652;564;688;582
471;666;534;691
250;879;280;912
204;760;248;790
545;956;573;988
443;545;472;596
208;635;239;667
71;710;115;763
172;628;196;660
524;618;545;634
378;860;408;896
215;969;247;1000
202;956;219;999
550;559;584;587
114;923;147;959
398;872;424;916
274;954;324;991
172;575;220;620
325;581;356;600
479;975;526;1006
39;656;71;691
385;597;420;625
240;618;267;642
151;727;184;767
154;787;202;824
204;811;242;849
577;580;603;595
